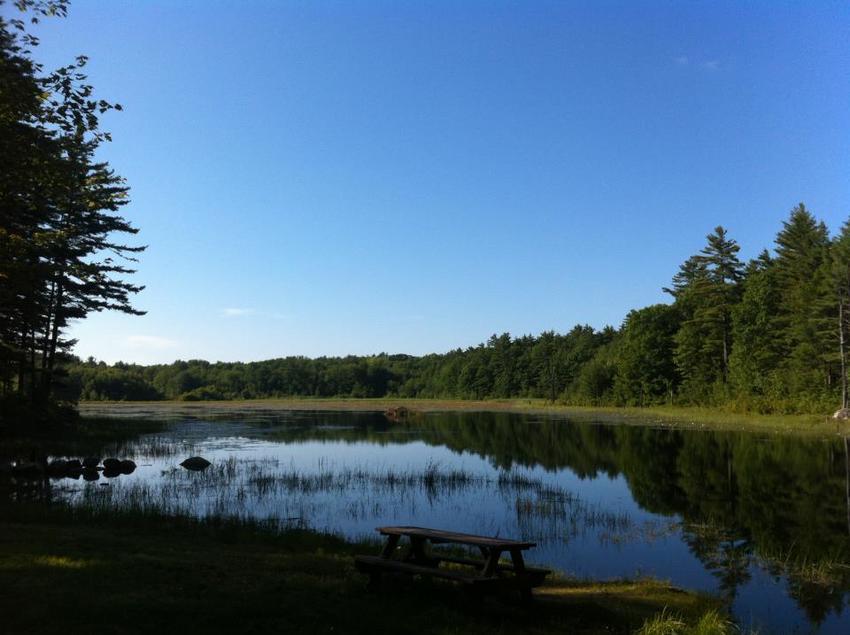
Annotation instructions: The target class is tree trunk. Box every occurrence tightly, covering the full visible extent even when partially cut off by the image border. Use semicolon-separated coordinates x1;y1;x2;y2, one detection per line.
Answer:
845;436;850;536
17;327;27;396
41;282;65;402
841;298;848;410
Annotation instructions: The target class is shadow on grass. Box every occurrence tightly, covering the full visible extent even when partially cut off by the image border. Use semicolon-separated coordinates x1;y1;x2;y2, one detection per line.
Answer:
0;503;721;635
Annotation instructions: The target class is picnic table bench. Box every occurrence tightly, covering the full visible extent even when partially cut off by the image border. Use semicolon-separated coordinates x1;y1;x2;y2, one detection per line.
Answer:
354;526;551;600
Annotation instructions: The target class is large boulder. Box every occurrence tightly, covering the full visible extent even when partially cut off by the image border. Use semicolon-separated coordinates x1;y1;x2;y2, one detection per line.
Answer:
833;408;850;420
180;456;211;471
103;458;122;478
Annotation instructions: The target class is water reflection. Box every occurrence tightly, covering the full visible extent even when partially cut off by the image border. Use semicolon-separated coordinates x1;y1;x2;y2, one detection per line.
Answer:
3;408;850;633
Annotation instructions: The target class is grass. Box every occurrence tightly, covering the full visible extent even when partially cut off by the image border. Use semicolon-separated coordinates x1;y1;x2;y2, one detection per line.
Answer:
40;457;633;544
0;503;723;635
79;398;849;437
636;609;741;635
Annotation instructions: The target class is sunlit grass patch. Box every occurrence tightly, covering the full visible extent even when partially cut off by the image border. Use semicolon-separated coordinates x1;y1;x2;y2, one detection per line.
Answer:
0;553;96;570
637;608;741;635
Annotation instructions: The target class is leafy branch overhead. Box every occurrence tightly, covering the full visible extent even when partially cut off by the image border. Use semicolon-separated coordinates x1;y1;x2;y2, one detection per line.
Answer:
0;0;145;411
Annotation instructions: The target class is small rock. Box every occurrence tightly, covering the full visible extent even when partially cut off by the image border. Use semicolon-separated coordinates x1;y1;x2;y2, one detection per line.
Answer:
47;459;68;475
119;459;136;474
833;408;850;420
384;406;411;421
180;456;211;471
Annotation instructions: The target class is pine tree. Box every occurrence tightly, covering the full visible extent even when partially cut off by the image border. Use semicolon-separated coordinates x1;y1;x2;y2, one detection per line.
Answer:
829;219;850;409
771;204;832;399
728;253;782;400
0;1;144;414
669;227;743;400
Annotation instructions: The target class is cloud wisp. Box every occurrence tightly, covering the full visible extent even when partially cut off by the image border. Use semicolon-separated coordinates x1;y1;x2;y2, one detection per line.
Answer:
125;335;178;350
674;56;720;72
221;307;289;320
222;307;258;317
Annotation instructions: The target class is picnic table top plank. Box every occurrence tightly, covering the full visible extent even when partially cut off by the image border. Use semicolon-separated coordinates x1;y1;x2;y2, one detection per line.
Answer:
376;525;536;549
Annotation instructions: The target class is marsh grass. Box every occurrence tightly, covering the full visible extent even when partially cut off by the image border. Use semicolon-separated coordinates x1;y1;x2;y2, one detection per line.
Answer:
55;455;634;545
758;545;850;588
599;519;682;546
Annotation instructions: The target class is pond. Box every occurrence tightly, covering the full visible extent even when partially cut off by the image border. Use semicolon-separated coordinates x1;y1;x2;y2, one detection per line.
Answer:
6;405;850;634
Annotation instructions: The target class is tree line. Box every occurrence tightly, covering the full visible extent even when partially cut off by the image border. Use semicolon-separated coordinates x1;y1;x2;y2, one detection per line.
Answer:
0;1;144;422
67;206;850;415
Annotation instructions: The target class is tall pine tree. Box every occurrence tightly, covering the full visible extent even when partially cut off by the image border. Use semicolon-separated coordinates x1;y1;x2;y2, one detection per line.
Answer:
669;227;743;401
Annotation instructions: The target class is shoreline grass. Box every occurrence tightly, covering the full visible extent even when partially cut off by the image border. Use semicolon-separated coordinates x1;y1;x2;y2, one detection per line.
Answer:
78;398;850;437
0;502;722;635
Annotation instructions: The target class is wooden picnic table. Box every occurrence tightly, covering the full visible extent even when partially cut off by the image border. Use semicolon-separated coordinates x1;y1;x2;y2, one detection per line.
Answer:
354;525;550;600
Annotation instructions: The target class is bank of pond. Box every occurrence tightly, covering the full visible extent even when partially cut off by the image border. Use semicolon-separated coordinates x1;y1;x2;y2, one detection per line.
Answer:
2;406;850;633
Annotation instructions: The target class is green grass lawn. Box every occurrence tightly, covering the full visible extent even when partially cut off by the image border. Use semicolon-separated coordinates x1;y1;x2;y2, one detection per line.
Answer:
0;506;721;635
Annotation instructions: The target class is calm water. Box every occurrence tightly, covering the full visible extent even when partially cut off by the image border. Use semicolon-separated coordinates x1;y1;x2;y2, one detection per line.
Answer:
8;406;850;634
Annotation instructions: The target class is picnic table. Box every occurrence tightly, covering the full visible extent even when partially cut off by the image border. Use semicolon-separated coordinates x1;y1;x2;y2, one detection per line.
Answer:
354;526;550;600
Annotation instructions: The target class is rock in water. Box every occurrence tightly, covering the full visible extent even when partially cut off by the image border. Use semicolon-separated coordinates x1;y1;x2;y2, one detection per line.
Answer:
102;458;121;471
82;468;100;482
119;459;136;474
384;406;411;422
64;459;83;472
180;456;211;471
82;457;100;469
834;408;850;420
47;459;68;476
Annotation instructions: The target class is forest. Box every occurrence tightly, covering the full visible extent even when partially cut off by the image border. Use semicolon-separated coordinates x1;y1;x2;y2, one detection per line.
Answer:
66;207;850;415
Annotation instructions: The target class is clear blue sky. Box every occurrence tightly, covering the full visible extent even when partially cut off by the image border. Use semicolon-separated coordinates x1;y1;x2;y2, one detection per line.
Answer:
19;0;850;364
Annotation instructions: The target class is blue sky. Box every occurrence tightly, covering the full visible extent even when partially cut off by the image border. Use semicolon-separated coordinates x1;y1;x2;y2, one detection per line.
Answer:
19;0;850;364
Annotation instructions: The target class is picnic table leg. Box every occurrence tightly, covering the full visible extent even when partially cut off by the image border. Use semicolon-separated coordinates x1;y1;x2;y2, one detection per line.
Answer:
509;549;533;602
368;534;401;588
380;534;400;558
482;547;502;578
476;546;489;571
405;535;435;566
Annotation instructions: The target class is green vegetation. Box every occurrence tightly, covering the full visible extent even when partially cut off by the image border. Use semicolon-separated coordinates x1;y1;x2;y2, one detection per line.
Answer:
0;1;143;422
636;610;739;635
0;503;721;635
63;213;850;417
